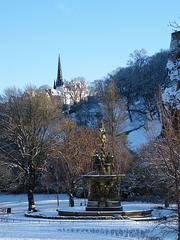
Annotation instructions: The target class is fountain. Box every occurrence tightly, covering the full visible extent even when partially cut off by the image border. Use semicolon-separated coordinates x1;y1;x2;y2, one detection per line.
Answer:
56;125;153;219
83;126;125;211
56;125;129;219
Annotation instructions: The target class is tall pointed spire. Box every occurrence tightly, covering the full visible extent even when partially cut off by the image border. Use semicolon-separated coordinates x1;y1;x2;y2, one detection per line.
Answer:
53;80;56;89
56;54;63;87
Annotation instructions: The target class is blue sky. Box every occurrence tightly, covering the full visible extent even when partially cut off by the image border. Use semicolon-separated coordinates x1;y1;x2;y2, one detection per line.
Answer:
0;0;179;92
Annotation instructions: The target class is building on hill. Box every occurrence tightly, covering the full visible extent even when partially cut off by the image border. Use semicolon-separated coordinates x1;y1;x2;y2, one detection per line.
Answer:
48;55;89;105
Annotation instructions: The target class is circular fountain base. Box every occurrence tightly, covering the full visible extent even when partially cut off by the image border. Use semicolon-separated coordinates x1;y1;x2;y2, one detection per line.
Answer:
85;200;123;211
58;211;121;219
86;207;122;211
57;208;153;220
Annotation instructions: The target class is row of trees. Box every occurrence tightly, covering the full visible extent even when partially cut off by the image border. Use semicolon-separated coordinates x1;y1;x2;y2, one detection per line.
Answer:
0;85;130;211
92;49;169;122
1;84;179;232
0;88;63;211
0;88;97;210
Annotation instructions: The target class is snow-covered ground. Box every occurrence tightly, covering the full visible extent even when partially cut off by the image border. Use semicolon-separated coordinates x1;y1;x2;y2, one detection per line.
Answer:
0;194;177;240
128;119;161;150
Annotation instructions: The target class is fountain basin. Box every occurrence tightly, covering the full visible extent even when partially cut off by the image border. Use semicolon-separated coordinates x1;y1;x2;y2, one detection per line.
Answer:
83;174;125;211
57;208;153;219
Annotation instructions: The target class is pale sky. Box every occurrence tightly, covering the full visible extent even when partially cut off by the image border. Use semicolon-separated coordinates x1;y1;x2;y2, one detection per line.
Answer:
0;0;179;92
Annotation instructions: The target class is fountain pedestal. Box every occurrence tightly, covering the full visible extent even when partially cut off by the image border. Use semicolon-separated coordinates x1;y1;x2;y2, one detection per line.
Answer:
84;175;124;211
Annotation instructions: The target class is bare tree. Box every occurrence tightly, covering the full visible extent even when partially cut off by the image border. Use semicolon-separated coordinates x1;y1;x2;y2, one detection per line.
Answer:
102;80;130;173
49;120;98;206
0;87;63;212
65;77;88;104
140;98;180;238
109;49;168;122
127;49;148;68
0;161;13;191
169;21;180;31
157;102;180;238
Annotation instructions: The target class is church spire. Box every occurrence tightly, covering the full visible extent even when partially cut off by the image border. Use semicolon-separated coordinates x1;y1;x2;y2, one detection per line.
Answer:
56;54;63;87
53;80;56;89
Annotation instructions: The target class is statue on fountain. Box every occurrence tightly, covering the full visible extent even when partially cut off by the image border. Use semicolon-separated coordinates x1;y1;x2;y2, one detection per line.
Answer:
92;126;115;175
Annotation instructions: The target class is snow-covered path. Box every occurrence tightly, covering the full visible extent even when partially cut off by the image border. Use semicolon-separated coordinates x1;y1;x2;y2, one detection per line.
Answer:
0;220;160;240
0;194;177;240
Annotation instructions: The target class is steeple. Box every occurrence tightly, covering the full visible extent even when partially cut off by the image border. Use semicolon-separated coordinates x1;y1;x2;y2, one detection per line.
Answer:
56;54;63;87
53;80;56;89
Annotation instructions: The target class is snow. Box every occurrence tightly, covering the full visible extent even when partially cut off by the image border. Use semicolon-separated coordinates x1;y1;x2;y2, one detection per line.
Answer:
167;59;180;82
128;120;161;150
162;84;180;109
0;194;177;239
163;32;180;109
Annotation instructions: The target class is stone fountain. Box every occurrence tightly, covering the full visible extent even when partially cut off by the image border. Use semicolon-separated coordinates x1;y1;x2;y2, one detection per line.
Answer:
83;126;125;211
56;125;153;219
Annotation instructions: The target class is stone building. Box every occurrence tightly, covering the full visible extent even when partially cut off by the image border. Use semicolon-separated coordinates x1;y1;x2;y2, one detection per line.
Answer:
49;55;89;105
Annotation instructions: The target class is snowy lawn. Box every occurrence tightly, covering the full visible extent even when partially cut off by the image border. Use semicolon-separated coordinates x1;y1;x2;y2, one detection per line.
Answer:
0;193;177;240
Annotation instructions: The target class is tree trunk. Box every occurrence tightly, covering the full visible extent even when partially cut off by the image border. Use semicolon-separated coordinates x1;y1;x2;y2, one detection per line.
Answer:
175;176;180;240
177;199;180;240
164;190;170;208
69;193;74;207
28;189;36;212
145;98;154;120
68;191;74;207
27;160;37;212
127;104;133;122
